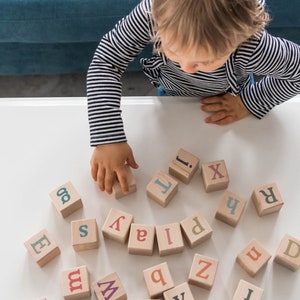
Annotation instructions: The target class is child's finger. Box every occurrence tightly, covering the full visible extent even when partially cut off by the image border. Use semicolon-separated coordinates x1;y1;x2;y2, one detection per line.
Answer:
116;168;129;194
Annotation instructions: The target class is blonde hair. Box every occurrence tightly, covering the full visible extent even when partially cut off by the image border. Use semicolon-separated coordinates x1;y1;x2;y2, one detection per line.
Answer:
152;0;269;57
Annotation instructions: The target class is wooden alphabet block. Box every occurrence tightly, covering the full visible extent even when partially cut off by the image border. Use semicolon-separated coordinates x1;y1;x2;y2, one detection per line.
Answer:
143;262;174;298
128;223;155;256
146;170;178;207
274;234;300;271
93;272;127;300
61;265;91;299
201;160;229;192
24;228;60;267
112;164;137;199
71;218;99;251
215;191;247;227
251;183;284;216
102;208;134;244
169;148;200;184
180;211;213;248
49;181;83;218
188;253;218;290
236;239;272;277
156;223;184;256
163;282;195;300
232;279;264;300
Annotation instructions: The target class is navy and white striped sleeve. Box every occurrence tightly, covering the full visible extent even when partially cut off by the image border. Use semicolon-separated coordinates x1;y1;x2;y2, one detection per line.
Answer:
87;0;153;147
240;31;300;118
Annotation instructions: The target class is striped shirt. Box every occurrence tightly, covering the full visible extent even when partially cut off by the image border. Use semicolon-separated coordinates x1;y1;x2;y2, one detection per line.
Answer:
87;0;300;147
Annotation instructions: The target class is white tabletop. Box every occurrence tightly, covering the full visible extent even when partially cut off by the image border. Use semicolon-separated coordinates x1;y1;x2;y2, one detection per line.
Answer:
0;96;299;299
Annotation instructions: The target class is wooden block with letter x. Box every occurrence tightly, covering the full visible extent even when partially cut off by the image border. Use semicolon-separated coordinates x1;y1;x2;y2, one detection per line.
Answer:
169;148;200;184
49;181;83;218
201;160;229;192
232;279;264;300
24;228;60;267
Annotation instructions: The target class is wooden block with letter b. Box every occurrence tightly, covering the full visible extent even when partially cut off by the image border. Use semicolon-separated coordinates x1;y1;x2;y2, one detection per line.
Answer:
169;148;200;184
232;279;263;300
49;181;83;218
251;182;284;217
201;159;229;192
24;228;60;267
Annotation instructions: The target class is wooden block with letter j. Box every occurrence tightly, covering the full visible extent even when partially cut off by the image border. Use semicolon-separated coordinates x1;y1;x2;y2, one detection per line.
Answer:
49;181;83;218
232;279;264;300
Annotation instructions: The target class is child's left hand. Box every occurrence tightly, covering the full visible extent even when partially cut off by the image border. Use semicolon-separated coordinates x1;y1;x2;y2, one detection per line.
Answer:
200;93;250;125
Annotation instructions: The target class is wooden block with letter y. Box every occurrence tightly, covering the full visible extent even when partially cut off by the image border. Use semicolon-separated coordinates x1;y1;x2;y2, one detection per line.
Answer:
163;282;195;300
232;279;264;300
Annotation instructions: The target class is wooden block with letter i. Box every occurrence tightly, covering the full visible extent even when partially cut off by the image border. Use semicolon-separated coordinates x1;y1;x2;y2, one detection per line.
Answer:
232;279;264;300
71;218;99;251
201;159;229;192
251;182;284;216
274;234;300;271
236;239;272;277
143;262;174;298
93;272;127;300
163;282;195;300
24;228;60;267
146;170;178;207
169;148;200;184
49;181;83;218
61;265;91;299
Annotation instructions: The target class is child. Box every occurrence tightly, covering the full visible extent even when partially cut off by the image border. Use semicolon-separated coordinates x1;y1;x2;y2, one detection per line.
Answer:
87;0;300;195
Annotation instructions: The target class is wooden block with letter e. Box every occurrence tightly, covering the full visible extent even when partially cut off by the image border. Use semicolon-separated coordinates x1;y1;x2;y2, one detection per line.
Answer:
274;234;300;271
49;181;83;218
188;253;219;290
146;170;178;207
201;159;229;192
232;279;264;300
61;265;91;299
24;228;60;267
71;218;99;251
102;208;134;244
215;190;247;227
93;272;127;300
251;182;284;216
169;148;200;184
180;211;213;248
236;239;272;277
112;164;137;199
143;262;174;298
163;282;195;300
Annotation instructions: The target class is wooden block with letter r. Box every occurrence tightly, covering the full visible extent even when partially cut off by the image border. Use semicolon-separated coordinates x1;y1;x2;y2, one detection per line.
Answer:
232;279;263;300
49;181;83;218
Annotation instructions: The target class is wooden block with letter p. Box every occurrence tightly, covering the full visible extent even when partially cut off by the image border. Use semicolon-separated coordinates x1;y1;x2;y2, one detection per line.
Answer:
232;279;264;300
24;228;60;267
61;265;91;299
163;282;195;300
274;234;300;271
49;181;83;218
201;159;229;192
251;182;284;216
169;148;200;184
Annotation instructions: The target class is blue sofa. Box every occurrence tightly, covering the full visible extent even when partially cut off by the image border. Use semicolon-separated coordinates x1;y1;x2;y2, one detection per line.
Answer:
0;0;299;75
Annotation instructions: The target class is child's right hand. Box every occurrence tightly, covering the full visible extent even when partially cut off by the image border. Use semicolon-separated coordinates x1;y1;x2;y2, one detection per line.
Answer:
90;142;139;195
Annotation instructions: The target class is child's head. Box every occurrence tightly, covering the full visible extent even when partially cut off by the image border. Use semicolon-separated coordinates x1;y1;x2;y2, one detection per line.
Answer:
152;0;269;72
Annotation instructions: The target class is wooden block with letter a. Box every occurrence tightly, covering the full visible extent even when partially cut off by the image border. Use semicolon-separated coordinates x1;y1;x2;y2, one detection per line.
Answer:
169;148;200;184
236;239;272;277
274;234;300;271
251;182;284;216
201;159;229;192
49;181;83;218
61;265;91;299
71;218;99;251
163;282;195;300
146;170;178;207
24;228;60;267
232;279;263;300
93;272;127;300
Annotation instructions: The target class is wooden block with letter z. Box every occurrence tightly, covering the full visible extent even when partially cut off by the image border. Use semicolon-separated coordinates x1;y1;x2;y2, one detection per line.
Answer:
232;279;264;300
49;181;83;218
163;282;195;300
61;265;91;299
251;182;284;216
169;148;200;184
24;228;60;267
274;234;300;271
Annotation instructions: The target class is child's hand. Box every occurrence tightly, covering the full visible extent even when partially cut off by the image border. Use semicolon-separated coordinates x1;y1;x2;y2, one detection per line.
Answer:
200;93;250;125
90;142;139;195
